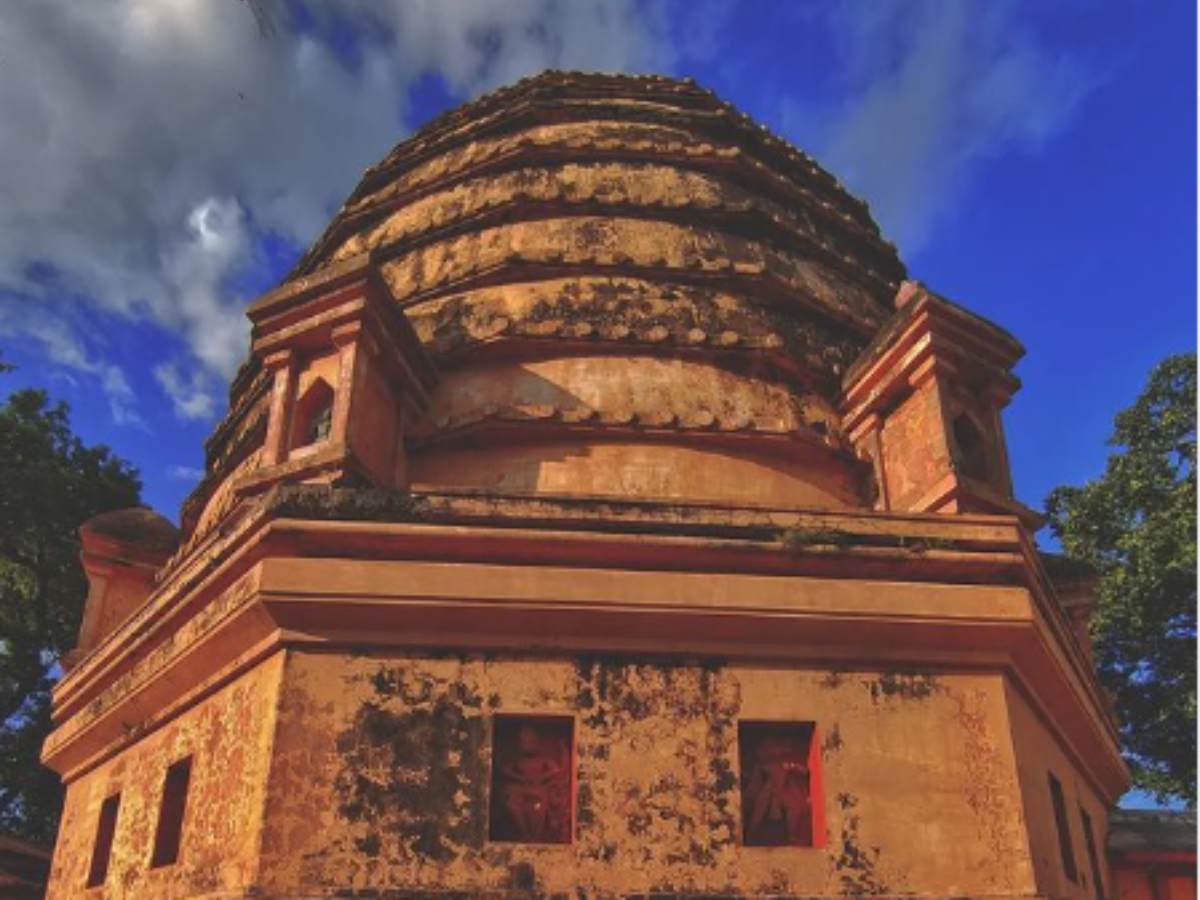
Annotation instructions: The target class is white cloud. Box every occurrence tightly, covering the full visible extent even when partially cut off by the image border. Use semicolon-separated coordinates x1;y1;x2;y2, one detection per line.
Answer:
168;464;205;481
159;196;256;381
154;361;216;421
0;1;671;423
782;2;1096;254
99;366;143;428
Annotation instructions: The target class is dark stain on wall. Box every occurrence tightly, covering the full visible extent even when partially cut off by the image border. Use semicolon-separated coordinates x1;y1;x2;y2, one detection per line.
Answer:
864;670;939;703
507;861;536;891
627;807;653;836
571;656;742;876
334;664;488;863
821;722;844;755
820;670;846;689
833;792;887;895
575;779;597;829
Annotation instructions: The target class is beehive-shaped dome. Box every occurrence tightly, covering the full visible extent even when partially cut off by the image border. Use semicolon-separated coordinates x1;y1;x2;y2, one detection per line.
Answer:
49;75;1124;900
189;71;910;539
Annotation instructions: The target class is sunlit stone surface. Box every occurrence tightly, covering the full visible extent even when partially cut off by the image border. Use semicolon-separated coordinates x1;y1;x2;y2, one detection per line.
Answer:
43;71;1127;899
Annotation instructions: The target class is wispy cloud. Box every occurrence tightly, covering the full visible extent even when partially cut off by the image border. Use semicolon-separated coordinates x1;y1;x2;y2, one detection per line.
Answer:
0;1;672;423
154;361;217;422
8;0;1086;425
168;464;205;481
0;307;145;427
782;2;1098;255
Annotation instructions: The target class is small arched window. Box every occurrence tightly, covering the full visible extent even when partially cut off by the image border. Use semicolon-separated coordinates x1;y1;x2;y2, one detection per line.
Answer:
306;402;332;445
952;413;990;483
290;379;334;450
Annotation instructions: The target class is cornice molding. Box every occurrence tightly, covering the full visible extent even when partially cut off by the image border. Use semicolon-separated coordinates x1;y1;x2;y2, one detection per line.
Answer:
44;489;1127;804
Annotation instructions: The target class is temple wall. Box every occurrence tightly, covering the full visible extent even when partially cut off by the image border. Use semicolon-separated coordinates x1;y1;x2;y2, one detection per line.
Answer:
411;439;863;508
346;348;402;484
79;565;155;652
45;654;284;899
879;379;953;510
1004;678;1114;900
256;650;1035;897
43;70;1132;900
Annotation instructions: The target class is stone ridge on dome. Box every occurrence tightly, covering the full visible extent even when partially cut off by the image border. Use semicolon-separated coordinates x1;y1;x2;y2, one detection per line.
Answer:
360;71;830;198
288;70;904;289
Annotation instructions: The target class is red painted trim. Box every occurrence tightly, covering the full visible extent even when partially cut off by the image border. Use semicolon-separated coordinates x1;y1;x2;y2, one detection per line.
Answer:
809;723;827;849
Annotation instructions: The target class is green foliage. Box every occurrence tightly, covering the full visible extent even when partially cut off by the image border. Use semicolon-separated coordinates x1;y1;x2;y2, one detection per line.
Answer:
0;372;141;842
1046;353;1196;805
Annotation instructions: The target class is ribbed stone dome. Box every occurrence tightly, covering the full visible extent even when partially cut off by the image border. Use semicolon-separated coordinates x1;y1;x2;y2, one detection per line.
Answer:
191;71;909;536
296;71;904;361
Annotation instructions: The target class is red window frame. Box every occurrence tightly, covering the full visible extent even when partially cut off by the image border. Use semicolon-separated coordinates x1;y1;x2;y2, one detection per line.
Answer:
737;720;826;848
488;714;576;845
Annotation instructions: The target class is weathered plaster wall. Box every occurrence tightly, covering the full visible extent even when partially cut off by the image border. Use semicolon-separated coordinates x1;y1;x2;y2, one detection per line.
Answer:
257;650;1034;897
80;565;155;653
1004;678;1113;900
880;380;952;511
410;438;862;508
419;356;844;440
345;348;402;485
191;447;262;540
46;653;284;899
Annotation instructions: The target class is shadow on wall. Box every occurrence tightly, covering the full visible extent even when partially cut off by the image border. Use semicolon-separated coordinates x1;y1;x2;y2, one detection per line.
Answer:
407;361;872;507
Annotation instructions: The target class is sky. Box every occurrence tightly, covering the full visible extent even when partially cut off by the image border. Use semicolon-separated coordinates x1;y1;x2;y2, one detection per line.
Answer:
0;0;1193;808
2;0;1194;517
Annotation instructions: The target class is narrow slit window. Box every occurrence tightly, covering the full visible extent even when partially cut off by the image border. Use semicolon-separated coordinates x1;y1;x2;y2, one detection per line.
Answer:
488;715;574;844
1048;772;1078;883
86;792;120;888
151;757;192;868
1080;807;1105;900
738;721;824;847
952;413;991;482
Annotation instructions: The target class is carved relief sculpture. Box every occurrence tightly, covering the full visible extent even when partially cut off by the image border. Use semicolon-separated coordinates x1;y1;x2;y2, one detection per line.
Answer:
489;716;573;844
740;722;816;846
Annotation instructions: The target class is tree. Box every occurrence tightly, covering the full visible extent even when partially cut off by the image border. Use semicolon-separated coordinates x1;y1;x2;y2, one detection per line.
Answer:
0;365;142;842
1046;353;1196;805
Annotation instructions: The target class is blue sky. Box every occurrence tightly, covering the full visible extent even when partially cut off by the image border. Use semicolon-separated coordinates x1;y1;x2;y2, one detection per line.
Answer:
0;0;1192;809
2;0;1193;521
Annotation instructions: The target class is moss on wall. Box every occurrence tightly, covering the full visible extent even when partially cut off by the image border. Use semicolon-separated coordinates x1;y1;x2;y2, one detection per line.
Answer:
252;651;1033;897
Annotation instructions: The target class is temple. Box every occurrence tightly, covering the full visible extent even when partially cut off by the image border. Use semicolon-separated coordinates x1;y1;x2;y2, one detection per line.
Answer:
41;71;1151;898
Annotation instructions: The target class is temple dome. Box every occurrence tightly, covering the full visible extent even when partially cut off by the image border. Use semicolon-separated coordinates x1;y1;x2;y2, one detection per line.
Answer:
80;507;179;557
295;70;905;360
191;71;911;536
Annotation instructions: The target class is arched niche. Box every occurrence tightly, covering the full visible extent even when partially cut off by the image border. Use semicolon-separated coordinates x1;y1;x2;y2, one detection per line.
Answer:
951;411;991;484
289;378;334;453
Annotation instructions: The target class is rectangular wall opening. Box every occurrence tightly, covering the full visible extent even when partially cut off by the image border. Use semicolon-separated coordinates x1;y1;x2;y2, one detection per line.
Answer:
1048;772;1078;883
1080;806;1105;900
488;715;574;844
738;720;824;847
85;792;120;888
150;756;192;868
